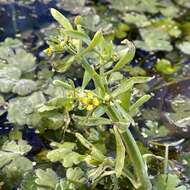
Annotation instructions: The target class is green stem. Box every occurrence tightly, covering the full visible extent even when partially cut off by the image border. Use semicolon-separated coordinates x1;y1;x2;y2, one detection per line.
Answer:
122;129;152;190
164;145;169;174
106;105;152;190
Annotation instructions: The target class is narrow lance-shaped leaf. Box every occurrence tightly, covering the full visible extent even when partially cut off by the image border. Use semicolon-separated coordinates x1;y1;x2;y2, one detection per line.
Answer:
64;30;91;45
75;133;105;162
113;125;126;177
82;59;106;95
112;40;135;71
53;80;73;90
73;115;112;126
50;8;73;30
81;30;104;55
82;70;91;89
129;95;151;116
112;79;134;98
112;76;152;98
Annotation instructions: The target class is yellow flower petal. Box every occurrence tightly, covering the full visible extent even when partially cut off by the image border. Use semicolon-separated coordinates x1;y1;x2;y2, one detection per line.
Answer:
81;97;88;105
86;91;94;98
86;104;94;111
45;47;53;56
93;98;100;106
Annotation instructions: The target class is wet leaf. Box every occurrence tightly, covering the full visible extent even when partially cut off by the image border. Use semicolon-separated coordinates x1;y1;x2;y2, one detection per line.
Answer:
12;79;37;96
35;168;59;189
177;41;190;55
47;142;84;168
8;92;46;126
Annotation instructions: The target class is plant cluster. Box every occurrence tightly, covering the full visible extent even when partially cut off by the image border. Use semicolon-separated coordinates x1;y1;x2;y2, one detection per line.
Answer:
0;1;190;190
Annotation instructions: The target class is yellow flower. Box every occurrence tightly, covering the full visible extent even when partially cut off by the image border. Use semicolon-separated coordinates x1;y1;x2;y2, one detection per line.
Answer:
86;91;94;98
45;47;53;57
80;97;89;104
92;98;100;106
86;104;94;111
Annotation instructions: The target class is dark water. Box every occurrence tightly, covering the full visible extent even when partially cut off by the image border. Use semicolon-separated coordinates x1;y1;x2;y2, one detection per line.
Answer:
0;0;71;40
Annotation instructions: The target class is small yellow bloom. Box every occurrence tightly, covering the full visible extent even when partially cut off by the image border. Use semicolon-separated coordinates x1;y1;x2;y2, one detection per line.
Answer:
86;104;94;111
45;47;53;57
81;97;89;104
92;98;100;106
86;91;94;98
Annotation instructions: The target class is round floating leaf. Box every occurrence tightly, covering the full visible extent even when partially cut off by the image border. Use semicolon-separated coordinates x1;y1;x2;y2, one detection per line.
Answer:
12;79;37;96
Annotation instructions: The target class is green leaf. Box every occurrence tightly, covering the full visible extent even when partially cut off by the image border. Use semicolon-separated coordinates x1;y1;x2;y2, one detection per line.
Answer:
8;92;46;126
2;140;32;155
153;174;187;190
50;8;73;30
47;142;84;168
82;59;105;95
52;56;75;73
135;28;173;51
81;30;104;55
0;140;32;173
20;172;38;190
82;70;91;89
112;77;151;98
64;30;90;45
12;79;37;96
0;78;16;93
177;41;190;55
66;167;86;184
35;168;59;189
113;126;125;177
75;133;105;162
155;59;179;75
73;115;112;126
6;48;36;73
124;13;150;27
53;80;73;90
0;66;21;80
129;95;151;116
112;40;135;71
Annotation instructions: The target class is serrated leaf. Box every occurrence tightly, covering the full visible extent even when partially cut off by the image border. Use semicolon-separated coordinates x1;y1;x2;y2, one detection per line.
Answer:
0;78;16;93
66;167;86;184
2;140;32;155
177;41;190;55
12;79;37;96
0;66;21;80
8;92;46;126
6;48;36;73
20;172;38;190
35;168;59;189
47;142;84;168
